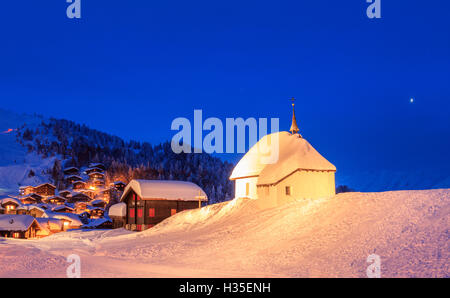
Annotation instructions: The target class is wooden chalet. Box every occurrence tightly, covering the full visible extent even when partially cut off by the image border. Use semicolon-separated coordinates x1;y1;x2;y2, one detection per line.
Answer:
59;190;72;198
85;167;104;175
63;167;80;176
66;175;83;184
19;186;35;196
46;195;66;205
0;198;21;215
36;218;64;234
52;205;74;213
117;180;207;231
92;179;105;188
88;172;105;180
73;180;87;190
0;206;4;215
79;189;95;199
0;215;43;239
88;163;106;171
68;192;91;203
89;207;104;219
20;195;39;205
75;202;88;214
90;199;107;208
33;183;56;197
27;206;46;218
113;181;126;192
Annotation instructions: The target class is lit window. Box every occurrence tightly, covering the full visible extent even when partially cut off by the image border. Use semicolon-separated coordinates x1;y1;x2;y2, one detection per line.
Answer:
245;183;250;196
129;208;135;218
13;232;20;238
171;209;177;216
137;208;143;218
148;208;155;217
285;186;291;196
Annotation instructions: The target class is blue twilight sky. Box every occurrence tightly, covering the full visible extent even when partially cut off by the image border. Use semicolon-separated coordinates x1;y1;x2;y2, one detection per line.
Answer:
0;0;449;176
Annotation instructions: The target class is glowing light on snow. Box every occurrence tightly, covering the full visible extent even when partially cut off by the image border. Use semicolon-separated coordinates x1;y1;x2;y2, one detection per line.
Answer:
1;128;16;134
410;98;414;103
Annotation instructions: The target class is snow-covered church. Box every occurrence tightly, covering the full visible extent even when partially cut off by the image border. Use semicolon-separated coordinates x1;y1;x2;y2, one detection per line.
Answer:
230;100;336;209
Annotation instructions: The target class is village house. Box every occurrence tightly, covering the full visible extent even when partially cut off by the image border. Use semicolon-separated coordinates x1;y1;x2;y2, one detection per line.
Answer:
84;167;104;175
72;180;87;190
66;175;83;184
36;218;64;234
112;179;207;231
230;101;336;209
88;163;106;171
46;195;66;205
0;214;43;239
25;206;46;218
19;185;34;196
52;205;74;213
59;190;72;198
113;181;126;192
68;192;91;203
0;198;22;214
32;183;56;197
89;207;104;219
63;167;80;176
20;195;39;205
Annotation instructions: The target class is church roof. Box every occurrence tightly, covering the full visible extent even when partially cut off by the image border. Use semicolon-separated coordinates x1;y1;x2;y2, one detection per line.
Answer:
230;131;336;184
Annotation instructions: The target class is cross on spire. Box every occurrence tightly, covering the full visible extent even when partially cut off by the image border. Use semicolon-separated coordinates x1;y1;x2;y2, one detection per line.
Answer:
289;97;301;136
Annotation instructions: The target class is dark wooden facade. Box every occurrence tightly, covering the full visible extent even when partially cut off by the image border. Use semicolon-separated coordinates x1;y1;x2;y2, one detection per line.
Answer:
0;220;41;239
33;183;56;197
63;167;80;176
123;189;198;231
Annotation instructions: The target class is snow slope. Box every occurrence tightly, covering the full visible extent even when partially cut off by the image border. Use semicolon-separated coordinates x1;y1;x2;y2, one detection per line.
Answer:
1;189;448;277
0;109;55;195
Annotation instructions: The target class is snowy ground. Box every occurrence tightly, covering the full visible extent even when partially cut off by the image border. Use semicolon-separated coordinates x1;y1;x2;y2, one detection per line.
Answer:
1;189;448;277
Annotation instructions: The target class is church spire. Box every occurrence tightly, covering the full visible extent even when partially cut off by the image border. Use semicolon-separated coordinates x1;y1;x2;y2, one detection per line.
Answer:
289;97;301;136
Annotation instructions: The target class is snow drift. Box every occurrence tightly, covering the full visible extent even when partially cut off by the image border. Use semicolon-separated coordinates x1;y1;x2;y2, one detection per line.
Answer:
1;188;448;277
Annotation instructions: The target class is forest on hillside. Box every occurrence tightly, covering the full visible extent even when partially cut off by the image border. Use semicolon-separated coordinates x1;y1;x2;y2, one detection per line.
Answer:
16;118;235;204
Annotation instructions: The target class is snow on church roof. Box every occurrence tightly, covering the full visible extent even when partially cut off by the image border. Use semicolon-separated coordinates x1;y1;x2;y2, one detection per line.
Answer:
230;131;336;184
120;180;208;202
0;214;40;231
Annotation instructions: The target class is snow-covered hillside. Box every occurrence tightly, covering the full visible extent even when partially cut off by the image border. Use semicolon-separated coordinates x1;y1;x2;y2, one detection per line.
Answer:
1;189;448;277
0;109;55;195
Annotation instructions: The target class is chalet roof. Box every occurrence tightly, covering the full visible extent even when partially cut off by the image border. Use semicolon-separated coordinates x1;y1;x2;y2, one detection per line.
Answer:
58;190;72;194
230;131;336;185
90;199;106;205
34;183;56;189
19;185;33;189
88;171;105;176
43;212;83;226
36;218;63;230
83;217;111;228
66;175;83;180
0;215;41;232
85;167;104;174
0;197;22;206
73;180;86;184
114;181;126;185
52;205;74;212
63;167;79;172
120;179;208;202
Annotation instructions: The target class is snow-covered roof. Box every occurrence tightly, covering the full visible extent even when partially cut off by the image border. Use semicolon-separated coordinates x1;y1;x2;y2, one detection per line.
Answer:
83;217;111;228
114;181;126;185
36;218;63;231
0;197;22;206
43;211;83;226
90;199;106;205
121;180;208;202
230;131;336;185
47;195;66;201
67;175;83;180
108;202;126;217
0;214;40;231
52;205;74;212
34;183;56;189
63;167;79;171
